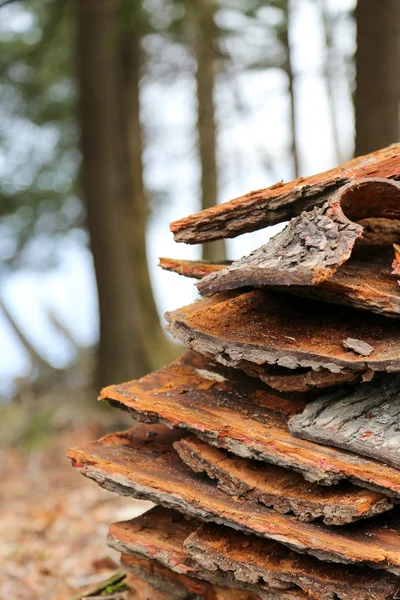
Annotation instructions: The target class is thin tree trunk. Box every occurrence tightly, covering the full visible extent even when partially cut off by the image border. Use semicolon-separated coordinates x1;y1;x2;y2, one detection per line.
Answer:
77;0;151;387
119;27;175;369
318;0;344;164
355;0;400;155
282;1;300;178
194;1;226;262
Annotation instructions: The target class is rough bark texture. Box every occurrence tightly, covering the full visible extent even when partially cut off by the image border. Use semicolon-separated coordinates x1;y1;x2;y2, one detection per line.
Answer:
159;257;229;279
166;290;400;374
355;0;400;156
111;508;303;600
98;352;400;496
112;507;400;600
197;179;400;300
170;144;400;244
194;0;226;263
122;552;268;600
174;436;392;526
108;507;199;576
289;374;400;470
186;524;400;600
68;423;400;572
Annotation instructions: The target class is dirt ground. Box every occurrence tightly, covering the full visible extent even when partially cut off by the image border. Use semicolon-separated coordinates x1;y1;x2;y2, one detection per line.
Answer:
0;424;153;600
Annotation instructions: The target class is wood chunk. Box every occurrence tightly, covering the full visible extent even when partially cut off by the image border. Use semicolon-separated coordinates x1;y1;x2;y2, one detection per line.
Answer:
98;351;400;496
197;179;400;298
174;436;393;526
237;360;361;393
289;375;400;470
343;339;374;356
186;523;400;600
112;508;303;599
108;507;200;575
166;290;400;373
159;257;229;279
170;144;400;243
67;423;400;572
112;507;400;600
122;553;270;599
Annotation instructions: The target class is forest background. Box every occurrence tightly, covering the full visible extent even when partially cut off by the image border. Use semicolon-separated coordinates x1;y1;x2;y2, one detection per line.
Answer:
1;1;400;598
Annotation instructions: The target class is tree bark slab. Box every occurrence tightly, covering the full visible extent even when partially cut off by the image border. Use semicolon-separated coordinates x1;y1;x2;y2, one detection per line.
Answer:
68;423;400;572
112;508;303;599
98;352;400;496
111;507;400;600
186;523;400;600
170;144;400;244
122;552;268;599
174;436;392;525
289;375;400;469
166;290;400;374
196;180;400;321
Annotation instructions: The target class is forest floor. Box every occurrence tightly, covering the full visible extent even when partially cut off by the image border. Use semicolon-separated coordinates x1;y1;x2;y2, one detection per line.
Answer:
0;417;153;600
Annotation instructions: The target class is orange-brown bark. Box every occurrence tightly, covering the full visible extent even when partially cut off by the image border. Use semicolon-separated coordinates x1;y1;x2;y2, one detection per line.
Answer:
98;352;400;496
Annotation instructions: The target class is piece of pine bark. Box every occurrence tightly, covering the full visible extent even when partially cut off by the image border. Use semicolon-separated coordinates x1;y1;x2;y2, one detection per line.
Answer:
196;180;400;310
111;507;400;600
111;508;303;599
121;552;270;600
161;246;400;321
166;290;400;373
109;507;200;576
98;351;400;496
68;423;400;572
289;374;400;469
174;436;393;525
186;523;400;600
170;144;400;243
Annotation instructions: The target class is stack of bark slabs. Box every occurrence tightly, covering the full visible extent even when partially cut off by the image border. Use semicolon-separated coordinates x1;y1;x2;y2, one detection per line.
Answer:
68;144;400;600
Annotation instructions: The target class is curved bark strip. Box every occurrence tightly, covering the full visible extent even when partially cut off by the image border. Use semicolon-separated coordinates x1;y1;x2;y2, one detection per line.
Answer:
111;507;400;600
197;179;400;299
186;524;400;600
68;423;400;572
289;374;400;470
166;290;400;374
159;257;230;279
97;352;400;497
174;436;393;526
170;144;400;244
121;552;270;600
111;509;302;600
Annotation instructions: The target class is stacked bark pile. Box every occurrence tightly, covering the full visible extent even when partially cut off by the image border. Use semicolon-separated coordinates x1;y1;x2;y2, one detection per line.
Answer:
69;144;400;600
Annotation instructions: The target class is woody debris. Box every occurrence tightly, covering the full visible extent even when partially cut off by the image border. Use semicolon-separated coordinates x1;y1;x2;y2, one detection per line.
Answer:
69;144;400;599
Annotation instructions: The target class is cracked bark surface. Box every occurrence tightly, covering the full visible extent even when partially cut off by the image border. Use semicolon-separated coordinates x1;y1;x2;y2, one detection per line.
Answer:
111;507;400;600
289;374;400;469
170;144;400;244
98;352;400;496
68;423;400;572
121;552;269;600
161;247;400;320
196;180;400;314
112;508;304;600
166;290;400;373
186;523;400;600
174;436;393;526
126;572;177;600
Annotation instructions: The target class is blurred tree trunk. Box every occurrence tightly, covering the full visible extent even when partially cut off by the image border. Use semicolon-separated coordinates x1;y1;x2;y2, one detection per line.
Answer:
355;0;400;155
119;20;175;369
194;0;227;262
282;0;300;178
77;0;173;389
